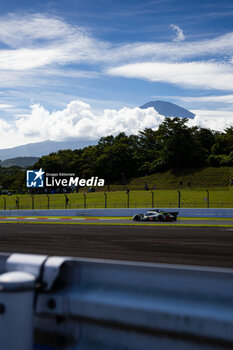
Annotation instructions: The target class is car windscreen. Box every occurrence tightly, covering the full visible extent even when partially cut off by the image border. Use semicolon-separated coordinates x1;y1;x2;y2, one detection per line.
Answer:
145;212;154;216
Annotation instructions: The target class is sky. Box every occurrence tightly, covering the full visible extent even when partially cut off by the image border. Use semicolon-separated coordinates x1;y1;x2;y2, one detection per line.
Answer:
0;0;233;148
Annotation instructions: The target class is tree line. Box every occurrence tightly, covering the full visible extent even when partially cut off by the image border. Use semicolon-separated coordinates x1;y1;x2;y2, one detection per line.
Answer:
1;117;233;190
34;117;233;181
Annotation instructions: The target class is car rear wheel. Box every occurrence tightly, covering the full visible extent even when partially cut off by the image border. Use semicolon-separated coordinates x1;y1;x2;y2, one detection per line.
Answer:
133;215;141;221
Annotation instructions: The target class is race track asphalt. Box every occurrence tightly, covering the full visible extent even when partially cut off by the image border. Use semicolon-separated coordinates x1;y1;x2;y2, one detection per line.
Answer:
0;217;233;225
0;223;233;268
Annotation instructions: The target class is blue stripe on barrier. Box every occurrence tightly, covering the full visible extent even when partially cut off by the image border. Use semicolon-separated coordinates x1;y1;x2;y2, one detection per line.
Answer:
0;208;233;217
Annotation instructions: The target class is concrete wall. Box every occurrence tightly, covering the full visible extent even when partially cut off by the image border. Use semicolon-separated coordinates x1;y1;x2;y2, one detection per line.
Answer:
0;208;233;217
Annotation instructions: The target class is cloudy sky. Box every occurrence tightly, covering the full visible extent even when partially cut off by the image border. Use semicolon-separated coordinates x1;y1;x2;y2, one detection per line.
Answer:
0;0;233;148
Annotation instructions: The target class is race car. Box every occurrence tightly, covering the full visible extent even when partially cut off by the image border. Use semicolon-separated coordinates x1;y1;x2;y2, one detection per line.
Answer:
133;209;178;222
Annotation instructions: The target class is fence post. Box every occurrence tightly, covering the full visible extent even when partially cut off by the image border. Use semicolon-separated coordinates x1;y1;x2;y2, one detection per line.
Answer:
121;173;125;191
127;191;129;208
151;191;154;208
104;193;107;208
178;191;181;208
47;194;49;210
3;197;6;210
83;193;86;209
65;195;69;209
31;196;34;210
206;190;209;208
16;196;19;210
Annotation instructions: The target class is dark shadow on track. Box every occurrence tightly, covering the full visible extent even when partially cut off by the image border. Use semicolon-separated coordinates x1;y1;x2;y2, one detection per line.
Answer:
0;224;233;268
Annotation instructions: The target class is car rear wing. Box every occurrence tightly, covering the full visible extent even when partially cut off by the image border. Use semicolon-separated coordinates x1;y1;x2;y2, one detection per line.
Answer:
168;211;179;218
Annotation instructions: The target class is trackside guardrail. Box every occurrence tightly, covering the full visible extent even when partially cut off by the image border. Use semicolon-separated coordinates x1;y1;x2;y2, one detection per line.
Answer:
1;207;233;217
0;253;233;349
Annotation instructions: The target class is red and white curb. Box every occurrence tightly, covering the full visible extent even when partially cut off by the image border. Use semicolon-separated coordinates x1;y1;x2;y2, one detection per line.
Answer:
0;217;108;221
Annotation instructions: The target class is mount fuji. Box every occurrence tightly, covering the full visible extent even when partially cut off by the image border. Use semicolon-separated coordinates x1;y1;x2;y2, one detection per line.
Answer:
140;100;195;119
0;101;195;161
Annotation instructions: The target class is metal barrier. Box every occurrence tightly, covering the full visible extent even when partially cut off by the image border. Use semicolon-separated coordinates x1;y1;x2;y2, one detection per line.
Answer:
0;253;233;349
1;207;233;217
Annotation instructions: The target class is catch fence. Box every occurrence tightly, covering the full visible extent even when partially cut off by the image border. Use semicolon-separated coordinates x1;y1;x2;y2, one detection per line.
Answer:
0;190;233;210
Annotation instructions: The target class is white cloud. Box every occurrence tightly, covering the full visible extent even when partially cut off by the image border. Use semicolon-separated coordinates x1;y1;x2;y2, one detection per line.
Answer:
0;104;13;109
0;13;109;71
1;13;233;74
0;100;233;149
0;12;233;104
179;95;233;104
107;61;233;91
0;12;233;133
170;24;185;42
189;110;233;130
0;13;75;47
191;109;233;118
0;100;165;148
0;48;60;70
0;119;11;130
109;32;233;63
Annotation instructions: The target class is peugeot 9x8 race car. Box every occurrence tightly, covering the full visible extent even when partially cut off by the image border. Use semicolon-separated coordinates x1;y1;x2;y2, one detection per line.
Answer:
133;209;178;222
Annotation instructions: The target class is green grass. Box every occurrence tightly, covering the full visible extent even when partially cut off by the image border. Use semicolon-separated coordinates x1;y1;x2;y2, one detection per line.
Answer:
128;167;233;189
1;188;233;210
1;167;233;210
47;167;233;192
0;221;232;228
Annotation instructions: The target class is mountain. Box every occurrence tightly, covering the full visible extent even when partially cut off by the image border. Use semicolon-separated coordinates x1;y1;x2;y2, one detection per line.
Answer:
140;100;195;119
0;139;97;161
0;157;39;168
0;101;194;159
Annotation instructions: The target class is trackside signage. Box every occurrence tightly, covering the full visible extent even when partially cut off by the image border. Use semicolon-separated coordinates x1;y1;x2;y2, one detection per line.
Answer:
26;168;105;188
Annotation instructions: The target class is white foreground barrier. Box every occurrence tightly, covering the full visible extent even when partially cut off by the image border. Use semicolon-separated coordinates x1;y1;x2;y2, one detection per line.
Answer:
0;271;36;350
0;253;233;349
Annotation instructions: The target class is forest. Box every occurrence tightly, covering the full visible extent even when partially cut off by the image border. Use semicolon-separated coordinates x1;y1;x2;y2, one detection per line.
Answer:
0;117;233;190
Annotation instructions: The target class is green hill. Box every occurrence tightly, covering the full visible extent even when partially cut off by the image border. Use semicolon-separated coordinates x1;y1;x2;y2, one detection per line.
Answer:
128;167;233;190
0;157;39;168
